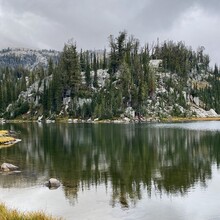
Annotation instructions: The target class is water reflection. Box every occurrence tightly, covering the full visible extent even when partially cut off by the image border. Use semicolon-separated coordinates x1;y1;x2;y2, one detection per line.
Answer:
0;122;220;208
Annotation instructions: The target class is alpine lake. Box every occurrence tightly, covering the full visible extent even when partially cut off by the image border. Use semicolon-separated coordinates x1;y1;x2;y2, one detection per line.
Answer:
1;121;220;220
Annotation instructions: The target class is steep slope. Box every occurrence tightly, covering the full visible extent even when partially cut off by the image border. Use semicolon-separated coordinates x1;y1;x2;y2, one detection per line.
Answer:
1;33;219;122
0;48;60;70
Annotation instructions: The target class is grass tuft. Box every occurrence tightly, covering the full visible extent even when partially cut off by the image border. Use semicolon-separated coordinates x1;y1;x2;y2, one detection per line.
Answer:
0;130;18;147
0;130;9;136
0;203;62;220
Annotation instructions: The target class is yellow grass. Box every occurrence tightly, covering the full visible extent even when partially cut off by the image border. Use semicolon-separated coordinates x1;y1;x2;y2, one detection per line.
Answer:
0;130;18;147
162;117;220;122
0;130;9;136
192;81;210;89
0;136;15;144
0;203;61;220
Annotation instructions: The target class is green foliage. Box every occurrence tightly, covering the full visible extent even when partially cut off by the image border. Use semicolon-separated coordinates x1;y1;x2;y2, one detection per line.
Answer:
155;41;209;79
198;65;220;113
60;40;81;98
5;101;30;119
0;32;217;120
85;50;91;87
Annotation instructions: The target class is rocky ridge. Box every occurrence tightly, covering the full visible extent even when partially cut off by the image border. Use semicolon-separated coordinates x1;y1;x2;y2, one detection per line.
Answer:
2;52;219;122
0;48;60;70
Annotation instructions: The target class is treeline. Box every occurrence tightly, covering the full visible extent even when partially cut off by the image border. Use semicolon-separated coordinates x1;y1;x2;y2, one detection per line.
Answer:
42;32;157;119
154;42;210;77
1;31;219;119
0;67;28;114
198;64;220;112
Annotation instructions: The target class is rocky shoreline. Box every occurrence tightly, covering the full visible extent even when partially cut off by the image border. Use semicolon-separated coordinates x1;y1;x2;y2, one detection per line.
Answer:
3;115;220;125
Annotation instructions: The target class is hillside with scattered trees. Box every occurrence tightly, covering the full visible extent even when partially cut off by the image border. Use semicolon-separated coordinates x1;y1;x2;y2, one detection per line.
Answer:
0;32;219;122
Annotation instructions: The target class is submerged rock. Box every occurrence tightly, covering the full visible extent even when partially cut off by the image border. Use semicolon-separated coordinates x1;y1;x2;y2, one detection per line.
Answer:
45;178;61;189
1;163;19;172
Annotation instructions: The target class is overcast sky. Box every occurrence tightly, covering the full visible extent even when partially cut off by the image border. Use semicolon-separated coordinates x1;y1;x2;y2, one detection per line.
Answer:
0;0;219;66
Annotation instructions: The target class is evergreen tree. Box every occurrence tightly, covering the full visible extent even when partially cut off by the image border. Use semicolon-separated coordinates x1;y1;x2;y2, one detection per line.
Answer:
0;83;3;113
93;53;98;88
60;40;81;99
51;68;62;113
80;49;86;72
119;60;132;107
48;58;54;76
85;50;91;87
148;67;156;98
102;48;107;70
213;64;219;78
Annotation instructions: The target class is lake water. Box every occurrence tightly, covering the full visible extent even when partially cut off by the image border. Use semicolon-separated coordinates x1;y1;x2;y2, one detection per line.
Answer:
1;121;220;219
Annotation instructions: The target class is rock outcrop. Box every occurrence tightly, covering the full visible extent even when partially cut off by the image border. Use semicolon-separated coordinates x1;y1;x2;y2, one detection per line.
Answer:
190;106;219;118
45;178;61;189
1;163;19;172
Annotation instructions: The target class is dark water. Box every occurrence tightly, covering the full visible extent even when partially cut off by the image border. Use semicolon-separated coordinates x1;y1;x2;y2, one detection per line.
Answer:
1;121;220;219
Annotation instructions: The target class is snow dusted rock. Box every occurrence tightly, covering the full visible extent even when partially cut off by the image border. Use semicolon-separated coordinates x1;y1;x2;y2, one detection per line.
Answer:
0;48;60;71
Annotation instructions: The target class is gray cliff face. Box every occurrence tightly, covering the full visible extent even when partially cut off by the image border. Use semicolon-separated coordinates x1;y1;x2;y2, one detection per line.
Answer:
0;48;60;70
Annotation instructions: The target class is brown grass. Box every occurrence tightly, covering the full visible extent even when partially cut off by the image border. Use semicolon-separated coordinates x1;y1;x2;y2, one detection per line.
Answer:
0;203;62;220
162;117;220;122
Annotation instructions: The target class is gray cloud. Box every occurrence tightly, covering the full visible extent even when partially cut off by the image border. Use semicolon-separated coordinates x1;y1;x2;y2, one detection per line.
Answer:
0;0;219;65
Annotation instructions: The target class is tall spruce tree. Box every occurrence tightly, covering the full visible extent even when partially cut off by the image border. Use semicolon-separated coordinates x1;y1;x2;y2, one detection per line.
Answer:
102;48;107;70
85;50;91;87
60;40;81;99
93;53;98;88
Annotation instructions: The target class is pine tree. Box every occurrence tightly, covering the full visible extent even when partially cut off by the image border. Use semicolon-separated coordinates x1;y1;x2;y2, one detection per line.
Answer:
85;50;91;87
119;60;132;107
51;68;62;113
102;48;107;70
80;49;86;72
42;80;49;115
0;83;3;113
93;53;98;88
48;58;54;76
148;67;156;98
213;64;219;78
60;40;81;99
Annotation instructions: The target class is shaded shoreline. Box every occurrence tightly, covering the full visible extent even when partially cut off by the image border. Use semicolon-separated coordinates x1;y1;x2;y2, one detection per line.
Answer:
3;116;220;124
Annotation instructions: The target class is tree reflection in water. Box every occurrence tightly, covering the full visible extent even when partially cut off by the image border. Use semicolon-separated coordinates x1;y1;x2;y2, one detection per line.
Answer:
0;122;219;208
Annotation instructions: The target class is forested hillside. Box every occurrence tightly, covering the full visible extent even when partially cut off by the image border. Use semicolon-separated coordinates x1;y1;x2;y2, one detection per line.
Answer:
0;32;219;122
